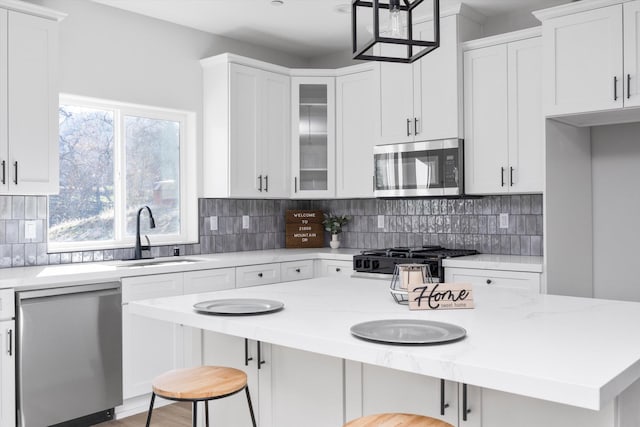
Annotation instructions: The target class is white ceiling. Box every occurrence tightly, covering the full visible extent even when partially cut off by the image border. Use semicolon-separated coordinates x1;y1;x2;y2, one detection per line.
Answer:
92;0;567;59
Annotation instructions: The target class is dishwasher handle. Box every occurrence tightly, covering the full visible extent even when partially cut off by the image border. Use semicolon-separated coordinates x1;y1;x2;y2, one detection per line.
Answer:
17;282;121;301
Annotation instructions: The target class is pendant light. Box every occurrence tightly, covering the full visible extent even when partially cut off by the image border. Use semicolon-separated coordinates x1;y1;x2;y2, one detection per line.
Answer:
351;0;440;63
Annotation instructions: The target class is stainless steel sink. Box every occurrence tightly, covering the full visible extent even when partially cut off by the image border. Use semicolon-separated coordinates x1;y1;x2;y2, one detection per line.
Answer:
116;258;204;268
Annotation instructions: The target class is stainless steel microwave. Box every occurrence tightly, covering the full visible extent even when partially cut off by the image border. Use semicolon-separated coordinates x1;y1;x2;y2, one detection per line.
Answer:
374;139;464;197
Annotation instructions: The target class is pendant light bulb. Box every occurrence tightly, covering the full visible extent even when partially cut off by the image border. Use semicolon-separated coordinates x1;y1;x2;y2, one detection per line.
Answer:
389;0;403;37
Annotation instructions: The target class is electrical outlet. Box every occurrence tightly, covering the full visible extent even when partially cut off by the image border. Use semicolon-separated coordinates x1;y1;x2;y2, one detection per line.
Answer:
377;215;385;229
210;216;218;231
242;215;250;229
499;213;509;229
25;221;37;240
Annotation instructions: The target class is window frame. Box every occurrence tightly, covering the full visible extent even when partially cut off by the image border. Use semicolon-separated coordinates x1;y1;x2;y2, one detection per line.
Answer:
48;94;198;252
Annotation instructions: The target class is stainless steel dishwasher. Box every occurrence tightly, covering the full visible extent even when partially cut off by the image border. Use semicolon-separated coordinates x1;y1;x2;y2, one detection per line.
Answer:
16;282;123;427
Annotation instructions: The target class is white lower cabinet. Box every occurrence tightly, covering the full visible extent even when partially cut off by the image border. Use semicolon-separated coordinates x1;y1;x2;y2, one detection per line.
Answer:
314;259;353;278
269;345;343;427
361;364;459;426
0;320;15;427
479;388;614;427
236;263;281;288
280;260;314;282
202;332;261;427
122;273;184;400
445;267;541;293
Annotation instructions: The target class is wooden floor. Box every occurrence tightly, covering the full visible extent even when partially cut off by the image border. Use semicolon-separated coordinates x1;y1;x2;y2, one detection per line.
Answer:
95;402;192;427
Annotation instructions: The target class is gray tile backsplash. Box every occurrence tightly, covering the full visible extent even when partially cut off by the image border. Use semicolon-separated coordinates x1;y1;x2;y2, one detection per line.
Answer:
0;194;543;269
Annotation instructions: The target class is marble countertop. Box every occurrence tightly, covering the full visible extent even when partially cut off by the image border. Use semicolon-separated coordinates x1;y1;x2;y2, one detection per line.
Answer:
0;249;359;290
130;277;639;411
443;254;543;272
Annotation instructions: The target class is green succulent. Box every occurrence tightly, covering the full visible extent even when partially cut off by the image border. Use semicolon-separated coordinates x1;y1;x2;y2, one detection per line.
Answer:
322;213;351;235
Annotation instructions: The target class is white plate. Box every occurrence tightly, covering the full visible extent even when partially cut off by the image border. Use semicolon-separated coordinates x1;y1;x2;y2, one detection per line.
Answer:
193;298;284;315
350;319;466;345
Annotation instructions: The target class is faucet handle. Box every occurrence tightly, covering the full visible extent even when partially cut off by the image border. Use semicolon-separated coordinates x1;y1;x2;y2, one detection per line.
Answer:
142;235;151;250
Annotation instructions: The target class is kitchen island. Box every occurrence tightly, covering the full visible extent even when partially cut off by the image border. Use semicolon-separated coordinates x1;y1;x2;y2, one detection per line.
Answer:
130;276;640;427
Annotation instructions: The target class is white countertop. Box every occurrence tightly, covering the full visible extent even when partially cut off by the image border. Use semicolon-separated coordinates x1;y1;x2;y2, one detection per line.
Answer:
0;249;358;290
443;254;543;272
130;277;640;411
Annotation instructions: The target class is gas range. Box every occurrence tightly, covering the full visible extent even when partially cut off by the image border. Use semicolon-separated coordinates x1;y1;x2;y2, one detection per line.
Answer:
352;246;478;281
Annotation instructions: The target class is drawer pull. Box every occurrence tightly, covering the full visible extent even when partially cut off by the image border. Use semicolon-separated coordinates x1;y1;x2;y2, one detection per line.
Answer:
244;338;253;366
336;267;341;272
295;268;301;273
440;379;450;416
486;279;492;285
258;273;263;278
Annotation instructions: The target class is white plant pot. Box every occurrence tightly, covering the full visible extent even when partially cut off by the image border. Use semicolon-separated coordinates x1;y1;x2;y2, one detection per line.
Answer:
329;234;341;249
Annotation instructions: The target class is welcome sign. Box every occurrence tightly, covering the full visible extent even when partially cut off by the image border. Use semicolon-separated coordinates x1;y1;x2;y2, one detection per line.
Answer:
408;283;474;310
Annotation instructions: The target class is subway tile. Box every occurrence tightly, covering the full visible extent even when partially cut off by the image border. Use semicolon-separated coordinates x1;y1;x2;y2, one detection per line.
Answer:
451;215;460;234
510;195;521;214
531;194;543;214
24;243;37;266
12;196;24;219
478;216;488;235
48;253;61;265
423;200;431;215
521;195;532;214
0;197;10;220
6;220;18;244
520;236;531;256
60;252;72;264
464;199;474;214
500;235;510;254
0;245;11;268
526;215;537;235
510;236;521;255
531;236;542;256
444;216;452;234
491;235;501;254
435;216;444;233
407;200;416;215
25;197;38;220
469;216;479;234
12;244;24;267
487;216;497;234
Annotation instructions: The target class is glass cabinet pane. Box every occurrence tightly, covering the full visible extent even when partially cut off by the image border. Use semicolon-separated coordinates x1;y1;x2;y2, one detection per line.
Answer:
298;84;328;191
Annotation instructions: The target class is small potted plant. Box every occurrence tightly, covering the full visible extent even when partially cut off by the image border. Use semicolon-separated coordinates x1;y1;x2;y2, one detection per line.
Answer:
323;213;351;249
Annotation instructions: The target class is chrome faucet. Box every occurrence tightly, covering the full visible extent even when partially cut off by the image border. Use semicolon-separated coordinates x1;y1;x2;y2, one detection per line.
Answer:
134;206;156;260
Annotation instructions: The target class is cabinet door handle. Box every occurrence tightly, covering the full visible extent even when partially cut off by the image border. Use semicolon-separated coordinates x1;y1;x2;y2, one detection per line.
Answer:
295;268;301;273
13;161;18;185
244;338;253;366
486;279;492;285
1;160;5;185
500;167;505;187
264;175;268;192
628;74;632;99
294;177;298;193
258;175;263;192
258;272;263;278
406;118;411;136
7;328;12;356
440;379;450;416
414;118;419;135
614;76;619;101
463;383;471;421
510;167;514;186
257;341;265;369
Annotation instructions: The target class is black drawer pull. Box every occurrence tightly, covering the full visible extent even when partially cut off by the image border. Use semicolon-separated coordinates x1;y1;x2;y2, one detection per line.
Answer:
258;273;263;278
244;338;253;366
440;379;450;416
486;279;492;285
295;268;301;273
336;267;341;272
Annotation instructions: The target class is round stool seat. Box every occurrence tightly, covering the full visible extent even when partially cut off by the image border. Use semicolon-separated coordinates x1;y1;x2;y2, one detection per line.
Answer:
344;413;454;427
152;366;248;400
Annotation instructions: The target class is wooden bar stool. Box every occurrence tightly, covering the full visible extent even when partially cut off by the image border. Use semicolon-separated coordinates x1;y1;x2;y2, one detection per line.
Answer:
145;366;257;427
344;413;454;427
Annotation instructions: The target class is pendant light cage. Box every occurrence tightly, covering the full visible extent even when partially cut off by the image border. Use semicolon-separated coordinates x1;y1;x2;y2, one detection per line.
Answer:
351;0;440;63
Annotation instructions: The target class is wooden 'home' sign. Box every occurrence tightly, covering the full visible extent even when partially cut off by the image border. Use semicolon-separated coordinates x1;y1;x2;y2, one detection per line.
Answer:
408;283;474;310
285;210;324;248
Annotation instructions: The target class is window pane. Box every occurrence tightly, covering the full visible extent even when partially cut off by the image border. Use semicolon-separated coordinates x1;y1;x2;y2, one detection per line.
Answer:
49;105;115;242
124;116;180;236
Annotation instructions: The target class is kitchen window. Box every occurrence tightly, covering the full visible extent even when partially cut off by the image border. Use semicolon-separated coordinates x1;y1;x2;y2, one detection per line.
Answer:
48;95;197;251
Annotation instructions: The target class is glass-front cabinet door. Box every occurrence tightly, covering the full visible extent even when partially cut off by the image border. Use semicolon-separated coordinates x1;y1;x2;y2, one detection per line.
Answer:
291;76;335;198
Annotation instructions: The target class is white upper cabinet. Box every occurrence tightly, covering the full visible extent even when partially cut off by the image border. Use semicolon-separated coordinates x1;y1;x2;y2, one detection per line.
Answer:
464;30;543;195
336;66;377;198
291;75;335;199
624;1;640;107
0;4;63;195
201;54;290;199
541;4;623;116
376;10;481;145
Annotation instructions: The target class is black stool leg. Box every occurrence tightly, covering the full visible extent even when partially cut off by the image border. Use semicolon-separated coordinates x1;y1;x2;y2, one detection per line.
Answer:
205;401;210;427
145;392;156;427
192;401;198;427
245;386;257;427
